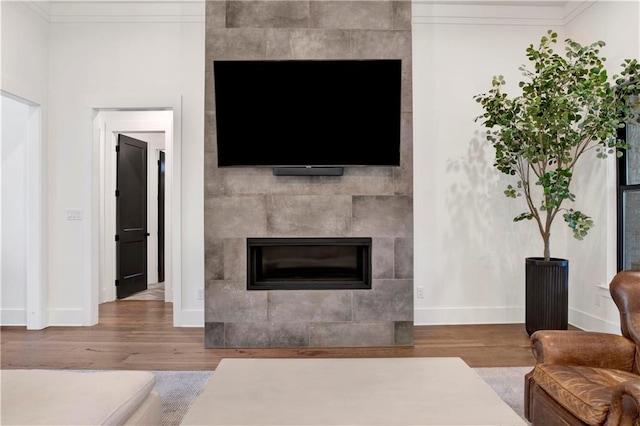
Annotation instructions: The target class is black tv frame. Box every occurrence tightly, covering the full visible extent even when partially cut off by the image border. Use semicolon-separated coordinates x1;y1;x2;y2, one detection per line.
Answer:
213;59;402;176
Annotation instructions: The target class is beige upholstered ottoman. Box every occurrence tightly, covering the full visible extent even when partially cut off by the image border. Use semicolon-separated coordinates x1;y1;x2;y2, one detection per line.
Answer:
0;370;161;425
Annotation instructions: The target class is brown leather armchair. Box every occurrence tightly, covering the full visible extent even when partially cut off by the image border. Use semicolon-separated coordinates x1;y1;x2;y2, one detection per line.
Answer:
525;270;640;425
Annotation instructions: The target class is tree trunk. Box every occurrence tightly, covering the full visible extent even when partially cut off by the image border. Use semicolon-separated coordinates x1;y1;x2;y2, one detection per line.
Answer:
543;235;551;261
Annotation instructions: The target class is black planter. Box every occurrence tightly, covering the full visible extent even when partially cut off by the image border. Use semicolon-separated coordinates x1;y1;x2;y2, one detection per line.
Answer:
525;257;569;336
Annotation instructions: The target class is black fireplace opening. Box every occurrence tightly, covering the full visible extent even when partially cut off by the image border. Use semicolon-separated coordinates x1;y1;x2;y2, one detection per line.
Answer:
247;238;372;290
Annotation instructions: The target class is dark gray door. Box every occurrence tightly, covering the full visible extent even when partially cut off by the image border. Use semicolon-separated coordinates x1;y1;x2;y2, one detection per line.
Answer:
116;134;148;299
158;150;165;283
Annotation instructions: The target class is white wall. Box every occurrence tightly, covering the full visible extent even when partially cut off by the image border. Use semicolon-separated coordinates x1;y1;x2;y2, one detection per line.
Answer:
412;1;639;331
564;0;640;333
31;3;204;325
1;1;49;329
1;2;204;327
45;6;204;325
1;2;49;106
413;0;640;332
413;19;566;325
1;95;29;324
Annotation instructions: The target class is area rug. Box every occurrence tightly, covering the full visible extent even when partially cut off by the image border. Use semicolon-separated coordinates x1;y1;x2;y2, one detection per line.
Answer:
474;366;532;423
152;367;531;425
152;371;212;426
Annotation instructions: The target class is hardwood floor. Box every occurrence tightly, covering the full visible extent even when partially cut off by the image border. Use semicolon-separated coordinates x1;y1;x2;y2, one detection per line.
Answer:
1;301;536;370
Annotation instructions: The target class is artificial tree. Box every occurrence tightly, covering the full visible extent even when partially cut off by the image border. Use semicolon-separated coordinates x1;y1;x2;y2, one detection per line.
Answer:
474;30;639;333
475;30;639;261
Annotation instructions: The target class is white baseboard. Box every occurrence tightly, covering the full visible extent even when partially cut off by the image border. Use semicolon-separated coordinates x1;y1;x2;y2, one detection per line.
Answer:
414;306;525;325
414;305;622;334
1;308;27;326
569;308;620;334
178;308;204;327
48;309;85;326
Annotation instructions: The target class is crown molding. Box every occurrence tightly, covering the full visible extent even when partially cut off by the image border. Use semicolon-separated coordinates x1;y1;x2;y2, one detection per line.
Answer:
23;1;53;21
22;0;205;23
22;0;595;25
412;0;595;26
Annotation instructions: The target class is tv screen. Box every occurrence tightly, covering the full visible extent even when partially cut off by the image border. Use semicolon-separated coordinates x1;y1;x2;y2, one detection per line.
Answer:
213;59;402;168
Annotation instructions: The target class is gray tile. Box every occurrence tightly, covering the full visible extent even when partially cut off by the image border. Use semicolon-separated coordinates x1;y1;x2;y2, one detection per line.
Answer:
336;167;394;195
224;238;246;280
206;0;226;29
267;195;352;236
394;320;413;345
204;112;216;152
353;279;413;321
268;291;352;322
203;5;415;349
204;322;225;348
266;29;351;59
207;28;267;60
309;322;394;346
372;238;394;279
222;168;279;195
401;77;412;113
204;152;225;198
352;195;412;237
205;238;225;280
394;238;413;278
227;1;309;28
205;65;216;114
204;196;267;238
394;112;413;196
221;166;393;196
392;1;411;30
205;280;268;323
203;238;243;281
225;322;309;347
309;1;393;30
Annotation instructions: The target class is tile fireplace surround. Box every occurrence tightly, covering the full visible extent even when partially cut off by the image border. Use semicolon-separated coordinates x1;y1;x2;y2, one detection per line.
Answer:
203;0;413;348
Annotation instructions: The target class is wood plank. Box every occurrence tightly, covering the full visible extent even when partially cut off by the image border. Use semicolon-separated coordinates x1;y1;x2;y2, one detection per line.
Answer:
0;301;536;370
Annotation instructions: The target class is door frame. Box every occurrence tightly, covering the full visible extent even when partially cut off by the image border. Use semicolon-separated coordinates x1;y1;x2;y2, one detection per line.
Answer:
101;114;172;303
0;90;46;330
91;108;182;325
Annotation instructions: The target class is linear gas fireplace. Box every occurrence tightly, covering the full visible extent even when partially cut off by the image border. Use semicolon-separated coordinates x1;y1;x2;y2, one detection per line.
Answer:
247;238;372;290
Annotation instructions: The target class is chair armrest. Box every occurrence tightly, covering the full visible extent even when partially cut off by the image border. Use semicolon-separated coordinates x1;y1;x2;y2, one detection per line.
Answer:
531;330;635;371
605;380;640;426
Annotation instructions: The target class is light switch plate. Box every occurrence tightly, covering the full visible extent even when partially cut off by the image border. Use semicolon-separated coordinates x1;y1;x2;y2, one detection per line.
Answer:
66;209;83;221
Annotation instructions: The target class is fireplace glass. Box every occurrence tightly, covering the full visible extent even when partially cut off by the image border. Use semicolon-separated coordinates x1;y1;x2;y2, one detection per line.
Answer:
247;238;372;290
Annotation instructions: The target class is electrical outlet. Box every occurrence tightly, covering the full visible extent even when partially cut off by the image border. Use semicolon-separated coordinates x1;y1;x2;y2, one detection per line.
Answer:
416;287;424;299
197;288;204;300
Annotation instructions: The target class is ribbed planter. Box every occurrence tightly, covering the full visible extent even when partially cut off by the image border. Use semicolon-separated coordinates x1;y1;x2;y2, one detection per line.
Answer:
525;257;569;336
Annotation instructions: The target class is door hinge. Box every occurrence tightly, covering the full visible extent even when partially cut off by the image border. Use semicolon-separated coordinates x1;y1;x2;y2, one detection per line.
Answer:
115;145;120;152
115;235;120;242
115;189;120;197
115;279;120;287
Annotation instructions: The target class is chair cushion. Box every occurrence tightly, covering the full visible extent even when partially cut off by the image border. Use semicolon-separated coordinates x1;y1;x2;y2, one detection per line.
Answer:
1;369;156;425
533;364;638;424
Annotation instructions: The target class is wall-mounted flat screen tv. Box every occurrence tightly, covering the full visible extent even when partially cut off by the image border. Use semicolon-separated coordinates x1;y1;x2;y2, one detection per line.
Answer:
213;59;402;168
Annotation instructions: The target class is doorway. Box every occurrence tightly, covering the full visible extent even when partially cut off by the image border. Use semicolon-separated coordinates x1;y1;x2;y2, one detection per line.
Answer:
95;110;173;307
0;91;45;329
